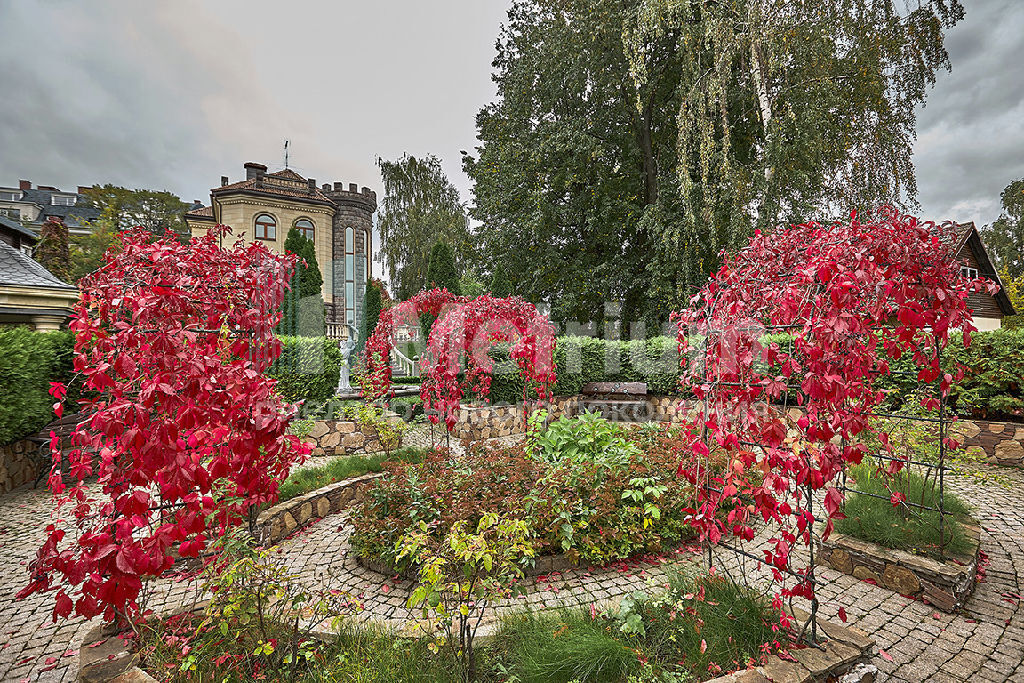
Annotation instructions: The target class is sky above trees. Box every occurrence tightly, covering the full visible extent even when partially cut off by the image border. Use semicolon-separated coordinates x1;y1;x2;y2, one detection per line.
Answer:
0;0;1021;228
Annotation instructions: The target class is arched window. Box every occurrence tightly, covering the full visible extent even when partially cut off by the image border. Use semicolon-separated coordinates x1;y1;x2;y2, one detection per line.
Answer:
254;213;277;240
295;218;315;241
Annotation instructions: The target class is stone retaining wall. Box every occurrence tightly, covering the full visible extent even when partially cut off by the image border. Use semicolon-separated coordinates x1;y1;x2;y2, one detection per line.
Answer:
0;439;40;493
254;472;382;546
305;418;400;456
816;519;981;612
451;395;581;442
954;418;1024;467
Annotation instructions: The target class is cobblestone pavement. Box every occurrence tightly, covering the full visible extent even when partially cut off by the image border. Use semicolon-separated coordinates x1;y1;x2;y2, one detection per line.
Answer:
1;457;1022;682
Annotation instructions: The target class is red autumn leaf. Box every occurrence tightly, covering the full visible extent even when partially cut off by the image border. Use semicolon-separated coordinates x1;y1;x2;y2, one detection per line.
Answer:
837;607;847;623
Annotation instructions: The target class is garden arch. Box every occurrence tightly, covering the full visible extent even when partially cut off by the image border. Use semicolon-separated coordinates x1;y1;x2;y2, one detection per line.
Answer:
675;208;996;637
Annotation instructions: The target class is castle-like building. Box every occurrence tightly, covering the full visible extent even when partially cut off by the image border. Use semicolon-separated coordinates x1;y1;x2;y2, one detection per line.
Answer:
185;162;375;337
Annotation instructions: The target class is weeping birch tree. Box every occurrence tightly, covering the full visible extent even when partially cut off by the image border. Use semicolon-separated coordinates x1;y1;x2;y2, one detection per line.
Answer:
467;0;964;318
377;154;473;300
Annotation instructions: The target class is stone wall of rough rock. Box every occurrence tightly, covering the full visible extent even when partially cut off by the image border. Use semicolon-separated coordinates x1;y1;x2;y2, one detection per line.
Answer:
817;520;981;612
255;472;380;545
953;419;1024;467
0;439;39;493
305;420;395;456
451;396;582;442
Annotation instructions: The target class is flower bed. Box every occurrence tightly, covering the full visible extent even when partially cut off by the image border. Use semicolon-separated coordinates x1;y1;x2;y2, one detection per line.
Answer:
351;416;722;572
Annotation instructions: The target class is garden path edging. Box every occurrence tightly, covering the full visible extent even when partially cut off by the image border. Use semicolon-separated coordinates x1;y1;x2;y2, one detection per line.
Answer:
254;472;382;546
815;517;982;612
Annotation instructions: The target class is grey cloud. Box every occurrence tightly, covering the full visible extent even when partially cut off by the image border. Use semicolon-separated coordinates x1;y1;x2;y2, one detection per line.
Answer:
913;0;1024;225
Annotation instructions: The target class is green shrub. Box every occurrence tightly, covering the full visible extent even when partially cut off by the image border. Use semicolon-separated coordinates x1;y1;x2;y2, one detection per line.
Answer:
0;327;76;445
487;335;683;404
352;420;720;569
268;336;342;403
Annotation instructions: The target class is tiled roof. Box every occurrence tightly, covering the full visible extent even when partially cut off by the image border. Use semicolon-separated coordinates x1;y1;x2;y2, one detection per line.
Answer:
0;240;77;291
213;168;332;203
0;214;37;242
185;205;214;218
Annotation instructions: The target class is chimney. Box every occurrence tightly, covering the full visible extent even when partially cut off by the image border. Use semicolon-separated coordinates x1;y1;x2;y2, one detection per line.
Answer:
18;180;30;191
307;178;316;192
244;162;268;181
221;176;229;187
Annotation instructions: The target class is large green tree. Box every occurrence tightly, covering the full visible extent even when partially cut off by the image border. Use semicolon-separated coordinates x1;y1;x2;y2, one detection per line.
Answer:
982;179;1024;278
82;184;190;238
466;0;963;325
377;154;473;300
72;185;191;279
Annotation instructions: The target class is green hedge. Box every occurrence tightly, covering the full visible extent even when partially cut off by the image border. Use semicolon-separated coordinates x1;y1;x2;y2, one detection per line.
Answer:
487;335;682;404
268;336;342;404
0;327;76;445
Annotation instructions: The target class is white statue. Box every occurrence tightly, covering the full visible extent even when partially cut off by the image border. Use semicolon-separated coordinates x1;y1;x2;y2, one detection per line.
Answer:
336;323;360;396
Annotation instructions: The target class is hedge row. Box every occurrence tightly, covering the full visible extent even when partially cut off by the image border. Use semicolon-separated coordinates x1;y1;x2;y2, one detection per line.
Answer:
0;327;75;445
487;335;682;404
267;336;342;404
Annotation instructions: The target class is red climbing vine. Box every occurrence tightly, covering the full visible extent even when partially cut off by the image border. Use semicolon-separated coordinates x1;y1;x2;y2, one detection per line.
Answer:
362;289;557;430
18;226;310;624
675;208;997;598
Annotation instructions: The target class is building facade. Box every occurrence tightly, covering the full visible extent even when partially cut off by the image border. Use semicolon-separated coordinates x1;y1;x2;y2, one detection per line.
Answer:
0;180;100;236
184;163;376;337
950;222;1016;331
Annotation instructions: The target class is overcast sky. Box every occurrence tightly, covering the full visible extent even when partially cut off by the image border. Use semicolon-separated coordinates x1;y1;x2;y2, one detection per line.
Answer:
1;0;1022;229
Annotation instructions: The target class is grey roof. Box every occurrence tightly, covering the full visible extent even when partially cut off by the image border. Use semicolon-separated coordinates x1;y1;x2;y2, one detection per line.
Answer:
0;214;37;243
18;188;101;228
0;240;77;291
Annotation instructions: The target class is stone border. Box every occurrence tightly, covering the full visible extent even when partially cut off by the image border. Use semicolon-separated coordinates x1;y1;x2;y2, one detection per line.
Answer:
253;472;382;546
708;607;876;682
78;620;161;682
816;518;981;612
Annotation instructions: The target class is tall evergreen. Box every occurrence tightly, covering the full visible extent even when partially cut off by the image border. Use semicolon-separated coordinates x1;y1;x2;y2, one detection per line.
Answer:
488;267;511;298
420;239;461;343
359;280;385;352
425;240;461;294
279;228;324;336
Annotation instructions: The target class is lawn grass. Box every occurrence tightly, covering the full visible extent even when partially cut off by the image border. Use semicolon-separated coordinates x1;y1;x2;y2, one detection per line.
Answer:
493;571;784;682
278;446;427;503
835;462;972;558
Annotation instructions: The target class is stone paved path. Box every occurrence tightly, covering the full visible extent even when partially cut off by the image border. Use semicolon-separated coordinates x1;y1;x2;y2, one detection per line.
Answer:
1;457;1022;682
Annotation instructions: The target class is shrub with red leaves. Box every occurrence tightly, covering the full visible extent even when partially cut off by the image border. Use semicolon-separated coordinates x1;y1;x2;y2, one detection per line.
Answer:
18;226;310;624
676;208;994;600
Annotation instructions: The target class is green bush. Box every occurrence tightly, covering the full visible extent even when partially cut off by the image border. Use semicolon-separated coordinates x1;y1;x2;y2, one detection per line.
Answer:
0;327;76;445
268;336;342;403
487;335;683;404
352;419;719;569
